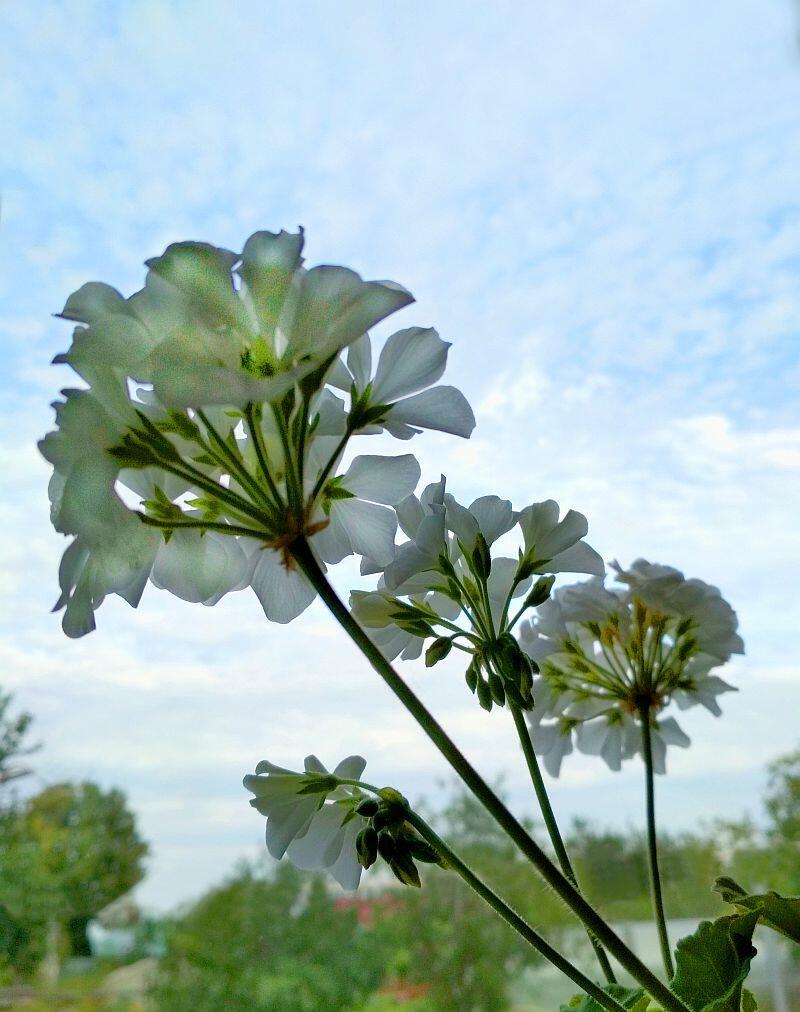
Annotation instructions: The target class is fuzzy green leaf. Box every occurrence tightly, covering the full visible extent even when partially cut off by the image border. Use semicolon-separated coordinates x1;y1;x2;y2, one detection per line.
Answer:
670;910;759;1011
714;877;800;944
560;984;650;1011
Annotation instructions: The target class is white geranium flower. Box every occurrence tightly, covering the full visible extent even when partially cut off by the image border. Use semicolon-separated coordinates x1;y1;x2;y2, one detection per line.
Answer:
59;230;412;411
43;228;464;637
351;484;603;713
519;561;742;775
329;329;475;439
243;754;370;891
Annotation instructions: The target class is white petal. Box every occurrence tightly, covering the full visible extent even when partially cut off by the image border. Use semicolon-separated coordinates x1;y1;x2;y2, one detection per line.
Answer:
346;333;373;390
543;541;605;577
387;386;476;437
333;756;367;781
469;496;516;545
333;499;397;566
328;816;365;891
372;327;449;403
151;529;248;604
444;495;480;551
395;494;424;539
251;549;318;624
343;454;420;505
287;803;348;870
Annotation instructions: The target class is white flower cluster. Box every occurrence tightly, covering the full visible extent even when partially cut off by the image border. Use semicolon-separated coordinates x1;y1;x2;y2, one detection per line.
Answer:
39;229;475;636
351;482;604;710
243;754;370;890
519;560;743;776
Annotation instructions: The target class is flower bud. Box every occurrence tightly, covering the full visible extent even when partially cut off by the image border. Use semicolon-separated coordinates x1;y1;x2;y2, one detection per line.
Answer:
488;672;506;706
425;636;453;667
389;852;422;888
465;661;479;694
356;826;379;869
377;830;396;861
355;797;380;818
524;575;555;609
476;676;493;712
471;533;492;581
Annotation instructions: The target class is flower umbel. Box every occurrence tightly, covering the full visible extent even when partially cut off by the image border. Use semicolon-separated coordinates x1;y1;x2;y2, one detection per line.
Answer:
40;228;473;634
519;560;743;775
351;485;604;712
243;755;442;891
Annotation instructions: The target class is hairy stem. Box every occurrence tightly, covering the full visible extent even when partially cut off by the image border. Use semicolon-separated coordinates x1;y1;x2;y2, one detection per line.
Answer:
404;810;627;1012
509;702;617;985
290;537;688;1012
639;705;674;979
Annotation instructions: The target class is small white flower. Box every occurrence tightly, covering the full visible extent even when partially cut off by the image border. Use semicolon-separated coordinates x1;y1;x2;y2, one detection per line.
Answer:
243;754;370;891
519;561;743;775
329;329;476;439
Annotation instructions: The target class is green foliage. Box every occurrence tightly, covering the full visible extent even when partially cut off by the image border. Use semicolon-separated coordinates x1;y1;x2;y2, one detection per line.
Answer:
670;910;759;1011
152;862;389;1011
23;781;148;955
561;984;650;1011
715;876;800;943
0;689;38;788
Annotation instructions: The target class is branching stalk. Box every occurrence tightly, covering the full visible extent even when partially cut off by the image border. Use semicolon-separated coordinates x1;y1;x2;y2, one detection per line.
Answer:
508;701;616;984
290;536;688;1012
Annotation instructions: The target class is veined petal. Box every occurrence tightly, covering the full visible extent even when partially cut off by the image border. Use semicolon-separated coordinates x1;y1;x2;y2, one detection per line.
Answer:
238;228;304;336
151;528;249;604
333;499;397;566
251;548;318;624
387;386;476;438
469;496;516;545
328;815;365;891
346;333;372;391
543;541;605;577
372;327;449;403
286;266;412;361
145;241;251;336
343;454;420;505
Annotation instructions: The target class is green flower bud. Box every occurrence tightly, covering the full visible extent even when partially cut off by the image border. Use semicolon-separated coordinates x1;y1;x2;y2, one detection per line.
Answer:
355;797;380;818
425;636;453;667
465;661;480;694
471;533;492;581
488;671;506;705
524;575;555;609
389;852;422;888
356;826;379;869
377;830;396;861
476;676;493;712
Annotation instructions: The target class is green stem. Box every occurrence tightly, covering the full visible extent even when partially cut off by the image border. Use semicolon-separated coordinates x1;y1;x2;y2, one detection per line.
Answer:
196;410;278;515
404;810;627;1012
136;513;269;539
309;427;352;503
639;705;674;980
509;702;617;985
290;537;688;1012
244;404;286;511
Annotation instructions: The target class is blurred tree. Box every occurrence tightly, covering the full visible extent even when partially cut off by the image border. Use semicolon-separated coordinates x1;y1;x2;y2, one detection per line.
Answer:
23;782;148;956
0;689;38;789
153;860;391;1011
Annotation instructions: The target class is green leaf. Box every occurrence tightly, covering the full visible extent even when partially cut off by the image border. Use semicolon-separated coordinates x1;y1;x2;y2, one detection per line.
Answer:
670;909;759;1011
714;876;800;944
560;984;650;1011
740;990;758;1012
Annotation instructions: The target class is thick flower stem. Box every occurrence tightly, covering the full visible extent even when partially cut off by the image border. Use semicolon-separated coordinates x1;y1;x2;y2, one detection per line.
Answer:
404;811;627;1012
639;705;674;980
509;702;617;986
290;537;689;1012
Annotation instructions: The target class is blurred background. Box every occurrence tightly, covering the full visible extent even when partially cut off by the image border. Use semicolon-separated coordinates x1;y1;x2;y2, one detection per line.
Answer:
1;1;799;1008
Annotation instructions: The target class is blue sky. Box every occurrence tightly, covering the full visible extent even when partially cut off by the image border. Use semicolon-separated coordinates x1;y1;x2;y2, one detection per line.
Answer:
2;1;800;909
